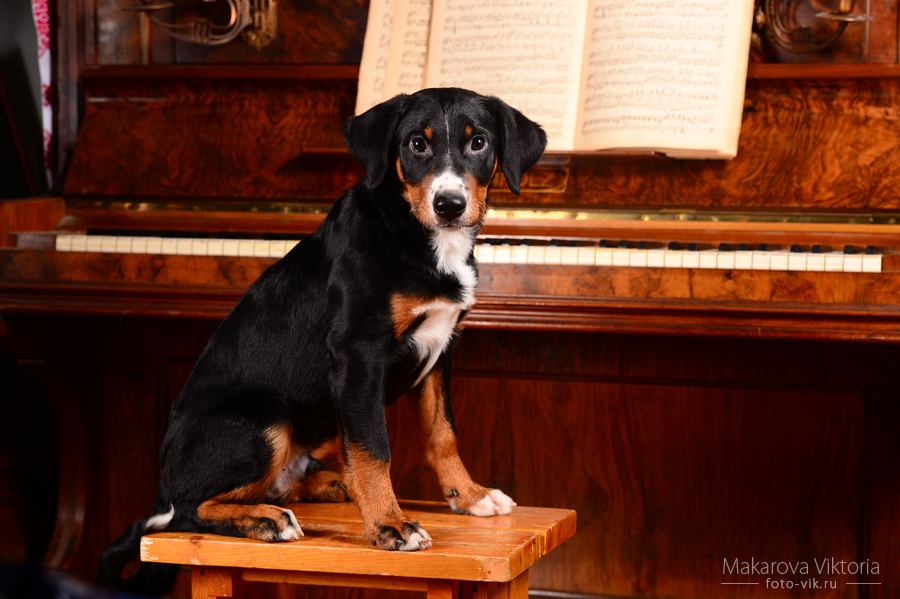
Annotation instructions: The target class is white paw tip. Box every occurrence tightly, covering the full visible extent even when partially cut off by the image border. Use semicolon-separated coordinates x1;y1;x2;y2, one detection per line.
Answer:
398;529;432;551
279;509;303;540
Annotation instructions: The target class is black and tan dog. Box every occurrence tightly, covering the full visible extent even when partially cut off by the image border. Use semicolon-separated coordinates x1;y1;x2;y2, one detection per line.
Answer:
96;87;546;594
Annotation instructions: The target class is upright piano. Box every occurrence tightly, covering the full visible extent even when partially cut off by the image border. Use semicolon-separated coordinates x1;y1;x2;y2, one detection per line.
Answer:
0;14;897;599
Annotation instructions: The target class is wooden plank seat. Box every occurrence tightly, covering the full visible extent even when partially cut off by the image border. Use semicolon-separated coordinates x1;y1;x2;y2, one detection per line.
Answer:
140;500;577;599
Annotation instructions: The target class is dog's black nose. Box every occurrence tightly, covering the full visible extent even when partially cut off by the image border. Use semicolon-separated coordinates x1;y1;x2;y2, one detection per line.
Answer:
433;194;467;223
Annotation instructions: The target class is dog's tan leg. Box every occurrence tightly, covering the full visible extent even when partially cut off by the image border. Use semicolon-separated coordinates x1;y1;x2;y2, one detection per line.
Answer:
418;364;516;516
343;443;432;550
196;500;301;542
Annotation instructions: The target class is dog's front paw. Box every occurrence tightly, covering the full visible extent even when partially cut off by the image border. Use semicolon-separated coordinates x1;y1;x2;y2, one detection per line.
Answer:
370;517;432;551
450;488;516;517
244;505;303;542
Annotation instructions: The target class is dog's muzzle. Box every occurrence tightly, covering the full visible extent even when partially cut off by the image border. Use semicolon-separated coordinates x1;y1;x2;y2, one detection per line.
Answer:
433;193;467;227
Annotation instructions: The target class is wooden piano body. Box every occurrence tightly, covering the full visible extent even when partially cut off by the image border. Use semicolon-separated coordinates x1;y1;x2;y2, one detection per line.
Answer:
0;4;898;599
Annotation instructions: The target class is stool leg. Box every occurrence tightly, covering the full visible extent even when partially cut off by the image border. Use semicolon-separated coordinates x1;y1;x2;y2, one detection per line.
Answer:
192;566;237;599
427;579;459;599
465;570;529;599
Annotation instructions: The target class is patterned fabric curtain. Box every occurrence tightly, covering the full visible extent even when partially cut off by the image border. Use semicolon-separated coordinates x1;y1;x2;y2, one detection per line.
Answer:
30;0;52;188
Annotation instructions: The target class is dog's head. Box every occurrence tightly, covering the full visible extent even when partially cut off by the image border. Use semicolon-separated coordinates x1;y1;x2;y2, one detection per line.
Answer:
343;88;547;229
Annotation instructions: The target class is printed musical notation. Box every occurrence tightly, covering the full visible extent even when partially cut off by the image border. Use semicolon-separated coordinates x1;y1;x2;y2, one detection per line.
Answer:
357;0;752;155
355;0;397;114
426;0;586;148
579;0;734;139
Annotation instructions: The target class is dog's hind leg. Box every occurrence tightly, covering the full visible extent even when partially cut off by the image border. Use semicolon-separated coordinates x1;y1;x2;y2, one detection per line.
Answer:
417;355;516;517
286;436;350;503
195;499;302;542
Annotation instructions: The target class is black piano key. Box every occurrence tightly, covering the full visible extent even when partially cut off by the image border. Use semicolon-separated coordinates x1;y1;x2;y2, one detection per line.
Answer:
618;240;628;249
599;240;608;248
865;245;875;255
790;244;800;253
844;245;854;254
667;241;678;251
738;243;748;251
758;243;768;251
638;241;647;250
811;244;821;254
688;242;697;251
718;243;729;251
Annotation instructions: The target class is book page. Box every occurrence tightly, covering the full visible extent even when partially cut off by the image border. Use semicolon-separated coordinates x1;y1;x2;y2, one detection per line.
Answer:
355;0;397;114
424;0;589;150
575;0;753;157
382;0;434;100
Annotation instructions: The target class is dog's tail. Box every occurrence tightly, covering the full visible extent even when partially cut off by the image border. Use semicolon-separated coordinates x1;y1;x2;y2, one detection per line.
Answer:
96;503;179;596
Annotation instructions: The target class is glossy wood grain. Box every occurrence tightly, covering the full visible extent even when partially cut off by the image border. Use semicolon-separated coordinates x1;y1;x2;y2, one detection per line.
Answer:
6;313;892;599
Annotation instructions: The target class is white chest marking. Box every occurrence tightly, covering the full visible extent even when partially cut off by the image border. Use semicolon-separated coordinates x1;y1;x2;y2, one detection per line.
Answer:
410;300;463;385
408;228;477;385
430;227;477;308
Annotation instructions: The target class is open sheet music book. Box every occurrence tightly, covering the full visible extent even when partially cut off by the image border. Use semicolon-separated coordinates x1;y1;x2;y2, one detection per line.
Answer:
356;0;754;159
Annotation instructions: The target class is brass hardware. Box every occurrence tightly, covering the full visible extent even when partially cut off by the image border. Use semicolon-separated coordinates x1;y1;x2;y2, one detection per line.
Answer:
755;0;872;54
125;0;278;51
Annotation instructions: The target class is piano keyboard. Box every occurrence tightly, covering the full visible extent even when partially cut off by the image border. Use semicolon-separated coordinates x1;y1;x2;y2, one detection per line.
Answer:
53;232;884;273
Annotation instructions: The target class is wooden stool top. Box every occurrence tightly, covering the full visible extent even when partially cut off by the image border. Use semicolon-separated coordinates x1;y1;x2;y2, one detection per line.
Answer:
140;500;576;583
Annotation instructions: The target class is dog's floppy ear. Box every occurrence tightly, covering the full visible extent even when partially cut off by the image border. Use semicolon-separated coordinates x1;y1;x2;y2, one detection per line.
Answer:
486;97;547;195
343;94;408;189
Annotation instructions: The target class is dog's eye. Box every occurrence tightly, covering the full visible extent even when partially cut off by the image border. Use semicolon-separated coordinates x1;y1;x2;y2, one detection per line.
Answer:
410;137;428;153
470;135;486;151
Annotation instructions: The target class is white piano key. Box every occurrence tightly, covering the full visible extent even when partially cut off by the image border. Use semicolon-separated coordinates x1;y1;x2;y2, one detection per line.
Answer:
268;240;287;258
663;250;683;268
769;251;789;271
751;251;771;270
577;247;596;265
862;254;882;273
70;234;88;252
843;254;863;273
237;239;256;257
175;238;194;255
681;251;700;269
145;237;163;254
511;245;529;264
207;239;224;256
161;237;178;255
221;239;240;256
612;248;631;267
734;251;753;270
559;246;579;265
493;245;512;264
716;252;735;270
100;235;118;253
595;247;613;266
788;253;807;271
191;238;210;256
131;237;149;254
526;245;546;264
647;249;666;268
55;234;74;252
474;244;493;263
806;253;826;271
824;253;844;272
114;237;132;253
85;236;102;253
252;240;270;257
699;250;719;269
284;240;301;254
629;250;648;268
543;246;562;265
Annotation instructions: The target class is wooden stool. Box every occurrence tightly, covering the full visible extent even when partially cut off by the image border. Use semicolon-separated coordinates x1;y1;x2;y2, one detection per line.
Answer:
140;500;576;599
